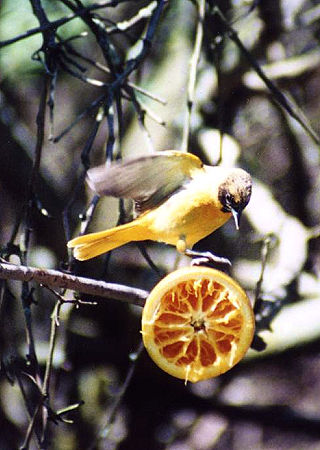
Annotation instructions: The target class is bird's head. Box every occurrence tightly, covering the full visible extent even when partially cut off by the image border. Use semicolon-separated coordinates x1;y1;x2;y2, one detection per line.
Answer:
218;169;252;230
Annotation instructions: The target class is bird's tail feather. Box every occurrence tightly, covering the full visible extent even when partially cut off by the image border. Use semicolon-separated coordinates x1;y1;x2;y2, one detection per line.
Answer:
67;220;146;261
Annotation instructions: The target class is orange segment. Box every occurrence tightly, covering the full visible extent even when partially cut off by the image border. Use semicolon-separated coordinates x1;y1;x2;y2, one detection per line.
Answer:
141;267;255;383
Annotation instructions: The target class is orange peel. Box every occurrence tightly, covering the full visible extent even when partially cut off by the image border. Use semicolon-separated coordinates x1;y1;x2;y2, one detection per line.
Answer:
141;266;255;383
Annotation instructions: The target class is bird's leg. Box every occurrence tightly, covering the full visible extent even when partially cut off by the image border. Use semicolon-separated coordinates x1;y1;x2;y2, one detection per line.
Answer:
185;249;231;266
176;237;231;267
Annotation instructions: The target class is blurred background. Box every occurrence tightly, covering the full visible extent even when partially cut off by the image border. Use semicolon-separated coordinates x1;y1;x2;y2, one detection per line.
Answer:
0;0;320;448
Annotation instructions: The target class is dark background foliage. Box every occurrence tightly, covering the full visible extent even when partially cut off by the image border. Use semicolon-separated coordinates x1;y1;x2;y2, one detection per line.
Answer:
0;0;320;448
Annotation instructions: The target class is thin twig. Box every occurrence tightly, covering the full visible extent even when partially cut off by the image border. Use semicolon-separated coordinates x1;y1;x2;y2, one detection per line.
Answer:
19;72;49;437
53;93;106;142
59;59;106;86
63;116;102;245
137;243;163;277
91;341;145;449
23;75;48;263
105;97;116;161
254;234;274;313
20;403;42;450
106;1;158;34
108;0;166;89
126;86;155;152
39;289;65;444
0;1;127;49
79;195;101;236
210;41;224;165
181;0;206;152
212;6;320;146
59;43;167;102
15;373;42;446
42;300;60;398
59;0;123;75
47;70;58;140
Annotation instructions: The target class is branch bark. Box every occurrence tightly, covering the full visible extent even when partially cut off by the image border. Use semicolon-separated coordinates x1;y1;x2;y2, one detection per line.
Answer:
0;262;148;307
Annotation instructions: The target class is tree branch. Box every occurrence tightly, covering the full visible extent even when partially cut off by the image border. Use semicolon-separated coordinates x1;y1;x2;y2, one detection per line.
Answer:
0;262;148;307
0;1;124;49
181;0;206;152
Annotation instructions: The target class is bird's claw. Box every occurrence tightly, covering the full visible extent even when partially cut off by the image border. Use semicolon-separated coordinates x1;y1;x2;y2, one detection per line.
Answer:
185;250;232;267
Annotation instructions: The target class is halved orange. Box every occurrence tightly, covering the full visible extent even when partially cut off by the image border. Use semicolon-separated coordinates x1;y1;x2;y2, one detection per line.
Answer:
141;266;255;383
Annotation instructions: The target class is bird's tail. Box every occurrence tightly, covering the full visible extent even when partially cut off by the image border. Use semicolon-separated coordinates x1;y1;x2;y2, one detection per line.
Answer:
67;219;147;261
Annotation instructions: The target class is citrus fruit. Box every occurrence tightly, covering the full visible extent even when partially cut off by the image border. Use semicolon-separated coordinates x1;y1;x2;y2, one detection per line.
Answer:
141;266;255;383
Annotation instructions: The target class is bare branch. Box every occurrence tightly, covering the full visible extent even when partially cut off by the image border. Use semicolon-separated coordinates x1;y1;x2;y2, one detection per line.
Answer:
212;5;320;146
92;341;145;448
0;1;126;49
181;0;205;152
0;262;148;307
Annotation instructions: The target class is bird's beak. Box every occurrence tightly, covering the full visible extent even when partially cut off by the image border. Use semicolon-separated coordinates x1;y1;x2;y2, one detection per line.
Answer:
231;208;241;230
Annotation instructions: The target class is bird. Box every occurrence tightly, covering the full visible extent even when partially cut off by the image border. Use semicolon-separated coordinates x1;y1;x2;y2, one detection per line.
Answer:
67;151;252;264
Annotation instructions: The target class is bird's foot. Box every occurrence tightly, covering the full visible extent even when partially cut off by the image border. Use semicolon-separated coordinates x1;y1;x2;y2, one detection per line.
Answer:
185;249;231;267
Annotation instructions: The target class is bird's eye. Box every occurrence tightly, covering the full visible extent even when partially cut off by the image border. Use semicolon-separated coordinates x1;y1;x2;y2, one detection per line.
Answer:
225;193;232;207
221;192;233;213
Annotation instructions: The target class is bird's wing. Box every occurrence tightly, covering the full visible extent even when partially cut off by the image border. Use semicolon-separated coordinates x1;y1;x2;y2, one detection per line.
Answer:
86;151;203;213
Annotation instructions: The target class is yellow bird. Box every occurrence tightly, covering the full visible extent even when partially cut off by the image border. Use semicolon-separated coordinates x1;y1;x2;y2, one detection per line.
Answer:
67;151;252;264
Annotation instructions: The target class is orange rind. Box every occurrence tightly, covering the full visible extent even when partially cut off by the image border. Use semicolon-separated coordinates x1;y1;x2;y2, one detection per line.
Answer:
141;267;255;383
